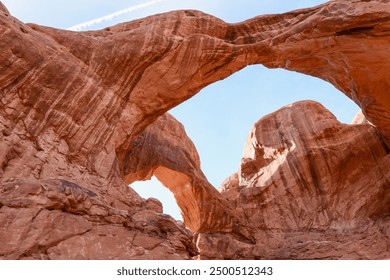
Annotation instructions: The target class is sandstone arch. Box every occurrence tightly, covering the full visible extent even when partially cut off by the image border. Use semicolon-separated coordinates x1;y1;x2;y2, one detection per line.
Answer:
1;0;390;259
123;113;252;241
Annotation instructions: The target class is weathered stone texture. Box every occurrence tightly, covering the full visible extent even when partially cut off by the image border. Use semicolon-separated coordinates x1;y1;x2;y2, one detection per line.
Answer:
209;101;390;259
1;0;390;259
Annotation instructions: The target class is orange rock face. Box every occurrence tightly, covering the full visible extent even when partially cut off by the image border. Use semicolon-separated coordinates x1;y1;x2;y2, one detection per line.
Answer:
1;0;390;259
124;113;248;237
206;101;390;259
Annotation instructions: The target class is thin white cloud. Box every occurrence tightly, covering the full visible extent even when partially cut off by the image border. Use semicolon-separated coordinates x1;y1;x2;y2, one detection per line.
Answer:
67;0;166;31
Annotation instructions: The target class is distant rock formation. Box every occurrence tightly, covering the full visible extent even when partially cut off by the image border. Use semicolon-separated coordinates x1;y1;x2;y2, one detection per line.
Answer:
1;0;390;259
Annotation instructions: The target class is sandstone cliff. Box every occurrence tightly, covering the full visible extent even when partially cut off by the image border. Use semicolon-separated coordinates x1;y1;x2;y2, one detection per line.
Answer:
1;0;390;259
210;101;390;259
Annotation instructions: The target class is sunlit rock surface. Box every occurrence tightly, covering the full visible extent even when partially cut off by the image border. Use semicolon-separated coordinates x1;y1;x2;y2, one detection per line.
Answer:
211;101;390;259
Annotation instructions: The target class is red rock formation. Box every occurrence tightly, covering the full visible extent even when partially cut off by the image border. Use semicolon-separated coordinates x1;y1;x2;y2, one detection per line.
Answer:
0;179;197;259
0;1;8;14
124;113;249;237
208;100;390;259
1;0;390;259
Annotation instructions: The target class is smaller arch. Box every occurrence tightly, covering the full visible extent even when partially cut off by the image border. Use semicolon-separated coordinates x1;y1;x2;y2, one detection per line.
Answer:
119;113;247;236
131;176;182;221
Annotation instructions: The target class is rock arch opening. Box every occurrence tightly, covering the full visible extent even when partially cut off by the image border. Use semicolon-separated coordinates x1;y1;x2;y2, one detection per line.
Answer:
124;64;360;236
169;65;360;187
131;176;182;220
121;112;238;234
2;0;390;260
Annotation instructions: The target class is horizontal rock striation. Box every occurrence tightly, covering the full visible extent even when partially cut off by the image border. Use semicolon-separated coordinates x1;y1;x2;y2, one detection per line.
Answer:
1;0;390;259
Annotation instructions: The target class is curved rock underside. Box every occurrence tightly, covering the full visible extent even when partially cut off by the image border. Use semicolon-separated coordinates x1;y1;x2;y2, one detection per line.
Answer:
124;113;249;239
1;0;390;259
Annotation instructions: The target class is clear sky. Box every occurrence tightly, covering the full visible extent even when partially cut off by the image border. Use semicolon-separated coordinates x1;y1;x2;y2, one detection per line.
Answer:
2;0;360;220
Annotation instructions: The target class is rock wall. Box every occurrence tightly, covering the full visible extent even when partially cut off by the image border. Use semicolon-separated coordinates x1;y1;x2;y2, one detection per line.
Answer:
1;0;390;259
204;101;390;259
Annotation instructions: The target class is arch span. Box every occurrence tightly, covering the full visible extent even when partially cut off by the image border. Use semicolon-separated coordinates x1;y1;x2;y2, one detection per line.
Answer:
123;113;251;240
1;0;390;259
2;0;390;234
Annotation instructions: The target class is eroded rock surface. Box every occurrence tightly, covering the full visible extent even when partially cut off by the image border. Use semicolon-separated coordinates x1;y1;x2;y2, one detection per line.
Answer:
1;0;390;259
0;179;197;259
124;113;248;237
208;101;390;259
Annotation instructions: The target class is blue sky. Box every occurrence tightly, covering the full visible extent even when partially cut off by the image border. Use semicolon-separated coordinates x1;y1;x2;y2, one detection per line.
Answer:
2;0;360;220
